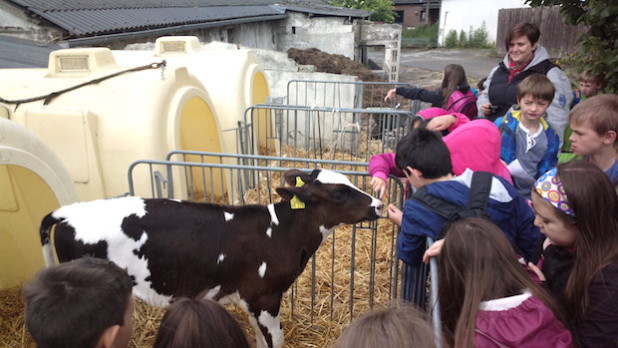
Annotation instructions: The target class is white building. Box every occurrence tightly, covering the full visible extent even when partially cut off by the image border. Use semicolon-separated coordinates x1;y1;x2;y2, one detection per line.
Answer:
438;0;528;46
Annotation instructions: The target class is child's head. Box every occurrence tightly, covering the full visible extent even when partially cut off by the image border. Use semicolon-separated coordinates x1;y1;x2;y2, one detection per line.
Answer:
335;303;435;348
153;298;249;348
438;218;564;348
578;70;604;97
395;128;452;187
531;167;577;247
477;77;487;93
533;160;618;318
441;64;468;106
568;94;618;156
517;74;555;122
24;257;133;348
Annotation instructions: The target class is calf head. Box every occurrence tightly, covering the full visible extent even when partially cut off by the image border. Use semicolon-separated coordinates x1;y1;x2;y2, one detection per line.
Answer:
276;169;383;228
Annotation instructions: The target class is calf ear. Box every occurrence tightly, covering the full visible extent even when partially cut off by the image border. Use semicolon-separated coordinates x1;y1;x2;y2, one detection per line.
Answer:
276;187;313;202
283;169;313;186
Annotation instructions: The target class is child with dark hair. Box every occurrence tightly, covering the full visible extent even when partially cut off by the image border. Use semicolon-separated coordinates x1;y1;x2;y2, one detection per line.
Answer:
369;119;511;199
24;257;134;348
386;128;539;268
335;303;435;348
495;74;560;199
431;218;572;348
529;160;618;347
153;297;250;348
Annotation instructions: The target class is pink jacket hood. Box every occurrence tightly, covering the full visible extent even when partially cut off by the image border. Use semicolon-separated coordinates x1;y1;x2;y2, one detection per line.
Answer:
444;119;512;183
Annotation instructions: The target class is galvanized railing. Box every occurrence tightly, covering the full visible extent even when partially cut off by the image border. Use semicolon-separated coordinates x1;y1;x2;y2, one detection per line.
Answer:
241;104;415;162
127;152;441;343
128;153;404;319
285;79;422;112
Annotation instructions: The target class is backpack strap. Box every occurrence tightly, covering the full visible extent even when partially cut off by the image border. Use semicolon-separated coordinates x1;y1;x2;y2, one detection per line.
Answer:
467;171;493;217
411;186;463;222
411;171;494;238
445;93;475;111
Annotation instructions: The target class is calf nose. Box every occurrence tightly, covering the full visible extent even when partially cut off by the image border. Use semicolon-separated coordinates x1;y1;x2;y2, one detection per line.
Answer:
372;199;384;213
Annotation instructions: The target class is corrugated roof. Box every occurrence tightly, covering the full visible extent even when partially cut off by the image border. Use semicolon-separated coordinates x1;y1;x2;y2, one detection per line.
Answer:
0;35;63;68
29;6;285;36
7;0;369;37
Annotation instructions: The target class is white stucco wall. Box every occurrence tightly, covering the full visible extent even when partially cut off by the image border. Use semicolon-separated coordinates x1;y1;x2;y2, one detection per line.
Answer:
279;12;357;59
438;0;528;46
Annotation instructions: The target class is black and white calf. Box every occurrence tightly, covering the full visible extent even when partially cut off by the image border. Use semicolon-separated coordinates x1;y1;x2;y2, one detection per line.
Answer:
39;168;382;348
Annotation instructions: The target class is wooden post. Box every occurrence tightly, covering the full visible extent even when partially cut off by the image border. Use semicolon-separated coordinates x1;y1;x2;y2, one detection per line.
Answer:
426;0;431;24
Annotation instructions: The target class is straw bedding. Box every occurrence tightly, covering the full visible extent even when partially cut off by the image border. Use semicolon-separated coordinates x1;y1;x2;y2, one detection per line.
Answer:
0;145;399;348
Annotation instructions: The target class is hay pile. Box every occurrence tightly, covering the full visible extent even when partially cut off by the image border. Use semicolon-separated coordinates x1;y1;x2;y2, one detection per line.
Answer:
0;146;400;348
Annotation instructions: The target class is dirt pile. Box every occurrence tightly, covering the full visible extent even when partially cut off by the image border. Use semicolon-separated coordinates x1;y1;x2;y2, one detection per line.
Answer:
288;48;385;82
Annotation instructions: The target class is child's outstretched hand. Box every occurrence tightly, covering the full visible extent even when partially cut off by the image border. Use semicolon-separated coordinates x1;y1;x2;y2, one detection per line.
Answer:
527;262;546;282
384;88;397;102
426;115;457;132
370;176;388;199
387;204;402;226
423;239;444;263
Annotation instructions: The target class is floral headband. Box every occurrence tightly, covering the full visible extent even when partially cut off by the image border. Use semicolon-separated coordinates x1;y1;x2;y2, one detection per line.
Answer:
534;167;575;217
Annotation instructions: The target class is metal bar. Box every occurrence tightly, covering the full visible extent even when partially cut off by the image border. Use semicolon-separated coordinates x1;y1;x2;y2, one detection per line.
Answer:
427;238;443;348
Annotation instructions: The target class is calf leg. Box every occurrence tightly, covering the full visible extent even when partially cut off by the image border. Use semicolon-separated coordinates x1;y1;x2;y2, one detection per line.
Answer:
248;294;284;348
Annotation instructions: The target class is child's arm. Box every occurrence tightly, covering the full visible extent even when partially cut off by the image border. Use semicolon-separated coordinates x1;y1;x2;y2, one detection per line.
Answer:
512;192;542;262
369;153;402;198
425;112;470;133
477;66;498;117
395;87;443;106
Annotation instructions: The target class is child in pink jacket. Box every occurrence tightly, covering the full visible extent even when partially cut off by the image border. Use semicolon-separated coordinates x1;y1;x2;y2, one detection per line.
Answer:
370;109;512;198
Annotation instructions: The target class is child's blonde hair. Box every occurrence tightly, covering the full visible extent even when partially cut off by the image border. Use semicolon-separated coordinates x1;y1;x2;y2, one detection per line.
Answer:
335;302;435;348
516;74;555;102
578;70;604;86
570;94;618;143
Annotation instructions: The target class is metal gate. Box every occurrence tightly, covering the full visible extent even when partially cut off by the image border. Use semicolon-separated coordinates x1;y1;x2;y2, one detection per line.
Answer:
127;151;442;344
286;80;422;112
241;104;415;162
128;152;404;319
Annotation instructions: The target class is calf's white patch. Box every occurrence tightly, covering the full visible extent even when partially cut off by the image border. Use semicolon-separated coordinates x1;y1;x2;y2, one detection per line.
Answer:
258;262;267;278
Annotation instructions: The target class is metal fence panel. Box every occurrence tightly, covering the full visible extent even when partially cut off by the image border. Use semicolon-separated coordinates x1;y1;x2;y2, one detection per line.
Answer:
242;104;415;162
286;80;422;112
127;152;441;343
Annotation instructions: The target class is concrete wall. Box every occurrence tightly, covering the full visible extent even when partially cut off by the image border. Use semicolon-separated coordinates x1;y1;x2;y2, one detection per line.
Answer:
439;0;528;46
360;21;402;82
278;12;357;59
0;1;64;43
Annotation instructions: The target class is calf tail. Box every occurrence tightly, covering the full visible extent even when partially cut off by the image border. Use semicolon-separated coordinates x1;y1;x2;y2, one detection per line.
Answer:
40;213;60;267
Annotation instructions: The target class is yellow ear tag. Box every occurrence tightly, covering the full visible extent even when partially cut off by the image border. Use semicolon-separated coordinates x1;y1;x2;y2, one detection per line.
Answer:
290;176;306;210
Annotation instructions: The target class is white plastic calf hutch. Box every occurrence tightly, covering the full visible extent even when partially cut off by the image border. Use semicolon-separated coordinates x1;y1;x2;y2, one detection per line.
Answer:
0;117;78;289
113;36;274;155
0;47;229;202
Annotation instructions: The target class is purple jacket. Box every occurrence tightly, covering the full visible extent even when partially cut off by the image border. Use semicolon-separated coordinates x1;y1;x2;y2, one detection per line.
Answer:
476;292;573;348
